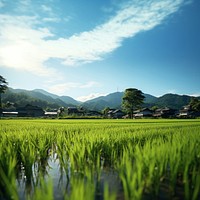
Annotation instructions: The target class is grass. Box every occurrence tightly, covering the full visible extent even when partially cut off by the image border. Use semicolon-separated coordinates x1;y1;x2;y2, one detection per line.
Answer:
0;119;200;200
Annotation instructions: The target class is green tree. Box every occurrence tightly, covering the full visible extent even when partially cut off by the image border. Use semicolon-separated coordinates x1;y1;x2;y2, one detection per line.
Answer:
0;75;8;115
122;88;145;118
190;97;200;112
151;105;159;111
102;107;110;118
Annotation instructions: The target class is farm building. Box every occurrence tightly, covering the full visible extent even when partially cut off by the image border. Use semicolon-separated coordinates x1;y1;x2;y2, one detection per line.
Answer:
107;109;125;119
2;111;18;117
178;105;200;118
86;110;102;117
153;107;177;118
16;104;44;117
134;108;153;118
44;111;58;118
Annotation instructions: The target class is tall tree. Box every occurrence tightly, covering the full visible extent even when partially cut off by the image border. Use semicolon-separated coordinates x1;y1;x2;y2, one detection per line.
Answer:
122;88;145;118
0;75;8;116
190;97;200;112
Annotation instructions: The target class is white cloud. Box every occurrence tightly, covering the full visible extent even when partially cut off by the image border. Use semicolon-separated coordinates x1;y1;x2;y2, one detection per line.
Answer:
76;93;107;102
0;15;56;76
190;93;200;97
0;0;190;76
185;93;200;97
47;81;101;95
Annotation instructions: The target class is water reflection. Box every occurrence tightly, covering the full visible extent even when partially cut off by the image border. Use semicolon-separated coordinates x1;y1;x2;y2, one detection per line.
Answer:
15;148;121;200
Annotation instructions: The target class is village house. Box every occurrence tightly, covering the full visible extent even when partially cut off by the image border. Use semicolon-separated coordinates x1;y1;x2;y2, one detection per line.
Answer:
107;109;125;119
178;105;193;118
178;105;200;118
153;107;177;118
134;108;153;118
44;109;58;118
67;107;79;115
17;104;44;117
86;110;102;117
2;111;18;117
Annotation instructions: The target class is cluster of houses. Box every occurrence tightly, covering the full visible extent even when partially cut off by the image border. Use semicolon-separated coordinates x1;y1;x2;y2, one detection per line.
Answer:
143;106;199;118
132;106;199;118
105;106;200;119
1;104;200;118
1;104;45;118
1;105;102;118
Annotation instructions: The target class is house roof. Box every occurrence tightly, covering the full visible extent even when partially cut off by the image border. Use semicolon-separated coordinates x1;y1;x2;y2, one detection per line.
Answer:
2;111;18;114
44;112;57;115
17;104;44;111
134;108;152;113
113;109;123;114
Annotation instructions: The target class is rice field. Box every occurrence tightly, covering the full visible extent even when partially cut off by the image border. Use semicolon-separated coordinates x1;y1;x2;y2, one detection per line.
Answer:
0;119;200;200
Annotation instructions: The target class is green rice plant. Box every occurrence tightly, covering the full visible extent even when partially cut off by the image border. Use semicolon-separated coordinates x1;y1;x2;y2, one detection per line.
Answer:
20;138;36;187
0;119;200;200
179;129;200;200
191;166;200;200
168;139;181;195
183;161;190;200
56;134;70;183
182;144;199;200
142;139;167;197
68;138;87;174
0;145;18;200
34;132;53;177
103;182;117;200
117;144;145;200
64;167;95;200
27;176;53;200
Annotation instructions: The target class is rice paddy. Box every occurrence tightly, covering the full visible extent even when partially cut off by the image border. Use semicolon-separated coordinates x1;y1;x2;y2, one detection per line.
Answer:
0;119;200;200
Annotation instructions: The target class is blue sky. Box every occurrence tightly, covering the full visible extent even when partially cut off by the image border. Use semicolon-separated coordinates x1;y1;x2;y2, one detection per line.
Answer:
0;0;199;101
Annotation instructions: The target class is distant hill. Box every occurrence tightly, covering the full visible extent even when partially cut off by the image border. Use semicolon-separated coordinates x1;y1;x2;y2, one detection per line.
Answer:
2;88;79;109
153;94;193;109
2;88;198;111
59;96;80;106
81;92;158;111
81;92;123;110
33;89;79;105
81;92;196;111
33;89;59;99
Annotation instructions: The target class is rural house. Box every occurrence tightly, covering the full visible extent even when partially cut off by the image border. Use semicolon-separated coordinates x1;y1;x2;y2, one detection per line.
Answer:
44;109;58;118
153;107;177;118
179;105;193;117
107;109;125;119
17;104;44;117
86;110;102;117
2;111;18;117
178;105;200;118
134;108;153;118
67;107;79;115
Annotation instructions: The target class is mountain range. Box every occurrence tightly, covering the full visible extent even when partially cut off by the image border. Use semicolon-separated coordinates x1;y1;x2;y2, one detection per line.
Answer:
2;88;199;111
